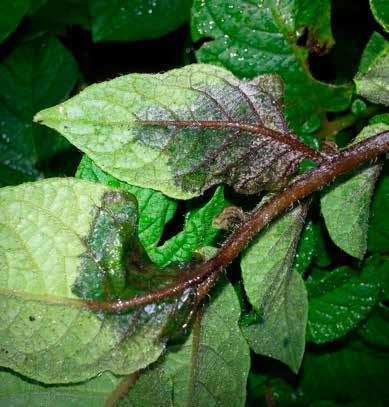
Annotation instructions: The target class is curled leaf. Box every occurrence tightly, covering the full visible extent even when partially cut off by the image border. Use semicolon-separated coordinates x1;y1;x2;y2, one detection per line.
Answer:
0;179;196;383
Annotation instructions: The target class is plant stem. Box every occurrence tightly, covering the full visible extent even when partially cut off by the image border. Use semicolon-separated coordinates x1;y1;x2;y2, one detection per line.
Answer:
77;131;389;312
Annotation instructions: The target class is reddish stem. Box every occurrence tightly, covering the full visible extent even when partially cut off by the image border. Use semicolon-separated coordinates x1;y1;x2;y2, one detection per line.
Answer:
78;130;389;313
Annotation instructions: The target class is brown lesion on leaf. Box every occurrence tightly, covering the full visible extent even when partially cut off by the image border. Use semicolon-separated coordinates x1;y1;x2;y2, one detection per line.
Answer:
76;130;389;313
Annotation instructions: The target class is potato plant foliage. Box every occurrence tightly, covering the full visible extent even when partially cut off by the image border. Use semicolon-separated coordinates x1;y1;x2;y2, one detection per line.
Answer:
0;1;388;406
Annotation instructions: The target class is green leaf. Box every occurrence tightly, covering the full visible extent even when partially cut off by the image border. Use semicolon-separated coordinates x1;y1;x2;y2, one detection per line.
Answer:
191;0;353;131
358;304;389;348
76;156;226;269
294;220;316;275
0;178;195;383
312;222;332;268
355;33;389;106
149;186;228;267
320;122;389;259
125;280;250;407
30;0;91;32
0;36;78;187
0;0;29;43
35;64;315;199
241;272;308;374
241;204;308;372
370;0;389;32
89;0;192;42
0;369;120;406
241;204;307;313
368;171;389;253
76;155;177;251
306;266;380;344
300;340;389;404
261;339;389;405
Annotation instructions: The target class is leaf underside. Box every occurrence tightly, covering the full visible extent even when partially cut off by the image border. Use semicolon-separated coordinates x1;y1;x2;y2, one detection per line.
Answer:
321;122;388;259
241;204;308;372
35;64;315;199
355;32;389;106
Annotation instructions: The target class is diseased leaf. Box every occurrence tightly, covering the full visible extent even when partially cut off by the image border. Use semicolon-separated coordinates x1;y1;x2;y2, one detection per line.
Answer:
241;204;308;372
0;178;195;383
124;280;250;407
355;33;389;106
0;0;29;43
191;0;353;130
149;186;228;267
0;369;120;406
89;0;192;42
0;36;78;186
306;266;380;344
370;0;389;32
34;64;319;199
321;122;389;259
76;155;177;251
242;272;308;374
76;156;226;268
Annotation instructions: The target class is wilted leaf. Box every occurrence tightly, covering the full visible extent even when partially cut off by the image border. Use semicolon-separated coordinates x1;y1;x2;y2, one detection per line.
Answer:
321;121;388;259
191;0;353;130
34;64;320;199
241;204;308;372
76;155;177;251
0;0;29;43
89;0;192;42
0;369;120;406
355;33;389;106
0;178;196;383
306;266;380;344
124;280;250;407
0;36;78;186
